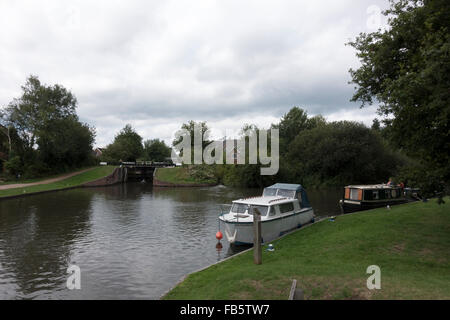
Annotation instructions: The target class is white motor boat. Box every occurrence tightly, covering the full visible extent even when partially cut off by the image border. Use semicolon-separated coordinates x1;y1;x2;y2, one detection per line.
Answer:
219;183;315;245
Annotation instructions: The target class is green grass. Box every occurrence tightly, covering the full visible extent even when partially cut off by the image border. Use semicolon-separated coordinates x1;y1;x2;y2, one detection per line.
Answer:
164;198;450;300
0;166;116;198
155;166;217;185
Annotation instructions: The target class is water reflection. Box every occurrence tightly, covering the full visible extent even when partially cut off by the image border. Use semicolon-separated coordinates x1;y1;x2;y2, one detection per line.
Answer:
0;190;94;299
0;183;341;299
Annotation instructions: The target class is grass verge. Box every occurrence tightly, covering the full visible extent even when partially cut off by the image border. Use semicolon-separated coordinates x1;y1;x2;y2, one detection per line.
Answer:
0;166;116;198
164;198;450;300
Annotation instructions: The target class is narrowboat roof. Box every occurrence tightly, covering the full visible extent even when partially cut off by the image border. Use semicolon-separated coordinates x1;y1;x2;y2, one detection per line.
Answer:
265;183;304;191
345;184;399;190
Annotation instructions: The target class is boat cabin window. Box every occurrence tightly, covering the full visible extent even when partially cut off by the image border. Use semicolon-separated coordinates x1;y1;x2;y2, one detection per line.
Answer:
250;205;269;216
231;203;248;214
391;189;398;198
372;190;379;200
296;192;302;202
277;189;296;198
349;188;363;201
279;202;294;213
268;206;276;216
263;188;277;196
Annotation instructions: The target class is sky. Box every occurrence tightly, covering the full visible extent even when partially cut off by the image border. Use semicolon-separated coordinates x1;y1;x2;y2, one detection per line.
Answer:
0;0;390;147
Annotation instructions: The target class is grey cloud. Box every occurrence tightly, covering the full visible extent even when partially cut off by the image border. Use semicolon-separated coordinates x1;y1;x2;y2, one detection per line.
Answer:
0;0;390;146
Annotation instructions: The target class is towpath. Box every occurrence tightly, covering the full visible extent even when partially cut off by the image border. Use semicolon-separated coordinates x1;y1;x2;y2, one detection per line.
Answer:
0;168;94;190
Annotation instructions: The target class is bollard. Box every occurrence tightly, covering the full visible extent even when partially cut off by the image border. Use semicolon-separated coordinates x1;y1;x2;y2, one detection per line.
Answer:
253;208;262;265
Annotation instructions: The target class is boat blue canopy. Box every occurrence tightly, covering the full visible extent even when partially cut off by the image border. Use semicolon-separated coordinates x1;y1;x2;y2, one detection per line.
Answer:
265;183;311;208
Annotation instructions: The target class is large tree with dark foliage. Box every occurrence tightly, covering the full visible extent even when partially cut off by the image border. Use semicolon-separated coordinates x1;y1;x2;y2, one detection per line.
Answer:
102;124;143;162
273;107;327;153
348;0;450;186
37;117;95;169
143;139;171;162
2;76;95;176
283;121;406;187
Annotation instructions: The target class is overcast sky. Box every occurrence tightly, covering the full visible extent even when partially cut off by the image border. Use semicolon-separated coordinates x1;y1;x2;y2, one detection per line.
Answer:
0;0;390;147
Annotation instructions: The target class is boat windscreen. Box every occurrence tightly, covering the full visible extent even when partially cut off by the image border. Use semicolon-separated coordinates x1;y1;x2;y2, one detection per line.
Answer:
263;188;296;198
251;205;269;216
231;203;248;213
263;188;277;196
277;189;296;198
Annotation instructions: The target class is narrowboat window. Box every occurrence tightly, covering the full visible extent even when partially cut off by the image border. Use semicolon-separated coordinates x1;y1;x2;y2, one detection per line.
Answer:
251;205;268;216
263;188;277;197
350;189;360;200
279;202;294;213
231;203;248;213
363;190;372;200
391;189;397;198
373;190;379;200
277;189;296;198
385;190;391;199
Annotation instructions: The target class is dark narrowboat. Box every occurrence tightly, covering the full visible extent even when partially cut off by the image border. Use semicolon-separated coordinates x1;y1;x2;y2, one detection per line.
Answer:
339;184;408;214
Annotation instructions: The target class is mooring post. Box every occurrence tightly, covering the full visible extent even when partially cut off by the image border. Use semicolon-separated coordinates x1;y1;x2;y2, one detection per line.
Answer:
253;208;262;265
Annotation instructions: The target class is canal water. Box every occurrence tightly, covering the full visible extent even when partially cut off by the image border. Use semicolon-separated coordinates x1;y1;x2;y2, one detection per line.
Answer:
0;183;341;299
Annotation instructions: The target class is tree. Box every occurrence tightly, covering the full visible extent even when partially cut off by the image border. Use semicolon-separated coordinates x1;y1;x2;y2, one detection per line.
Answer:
348;0;450;182
220;123;277;188
371;118;381;132
2;75;95;175
273;107;328;154
0;111;12;156
143;139;171;162
102;124;143;162
282;121;406;186
37;117;95;169
172;120;211;162
306;115;327;130
6;76;77;152
273;107;309;152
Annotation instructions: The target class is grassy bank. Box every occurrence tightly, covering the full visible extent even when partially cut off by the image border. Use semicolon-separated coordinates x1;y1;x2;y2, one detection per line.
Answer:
0;166;116;198
155;166;217;185
164;198;450;300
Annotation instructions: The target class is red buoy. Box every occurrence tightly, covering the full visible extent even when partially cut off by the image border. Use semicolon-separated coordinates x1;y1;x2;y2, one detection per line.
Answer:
216;231;223;241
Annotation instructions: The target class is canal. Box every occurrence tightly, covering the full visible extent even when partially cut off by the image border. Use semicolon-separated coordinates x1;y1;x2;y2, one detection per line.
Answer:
0;183;342;299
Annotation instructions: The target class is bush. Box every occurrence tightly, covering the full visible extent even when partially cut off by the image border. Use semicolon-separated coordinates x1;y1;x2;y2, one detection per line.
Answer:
395;163;448;199
4;156;23;177
23;162;51;179
281;121;406;187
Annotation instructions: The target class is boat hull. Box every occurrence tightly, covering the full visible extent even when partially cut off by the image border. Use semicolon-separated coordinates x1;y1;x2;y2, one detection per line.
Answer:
221;208;315;245
341;199;408;214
